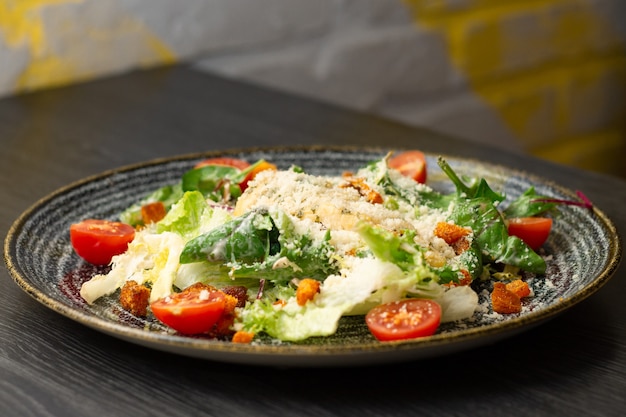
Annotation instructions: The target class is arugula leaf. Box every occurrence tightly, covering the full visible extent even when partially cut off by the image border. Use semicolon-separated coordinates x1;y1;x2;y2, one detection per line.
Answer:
503;187;559;218
438;157;546;274
360;155;546;274
437;157;505;202
446;190;546;274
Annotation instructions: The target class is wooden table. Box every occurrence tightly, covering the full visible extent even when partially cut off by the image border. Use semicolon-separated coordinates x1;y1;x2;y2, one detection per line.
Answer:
1;65;624;417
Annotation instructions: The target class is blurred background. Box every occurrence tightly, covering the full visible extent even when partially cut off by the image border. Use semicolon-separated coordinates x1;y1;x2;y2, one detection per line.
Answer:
1;0;625;177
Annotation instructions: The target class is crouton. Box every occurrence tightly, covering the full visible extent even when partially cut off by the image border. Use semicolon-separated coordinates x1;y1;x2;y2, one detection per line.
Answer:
140;201;167;225
434;222;471;254
119;280;151;317
340;177;383;204
232;331;255;344
491;282;521;314
505;279;531;298
296;278;321;306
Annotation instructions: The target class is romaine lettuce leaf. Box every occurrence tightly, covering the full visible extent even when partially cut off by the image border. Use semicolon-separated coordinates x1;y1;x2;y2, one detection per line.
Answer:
237;257;400;341
155;190;227;240
356;222;443;297
80;230;185;304
119;183;183;227
179;208;339;283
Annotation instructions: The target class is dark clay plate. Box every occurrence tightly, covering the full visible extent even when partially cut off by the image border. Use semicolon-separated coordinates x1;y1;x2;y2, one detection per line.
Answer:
4;146;622;367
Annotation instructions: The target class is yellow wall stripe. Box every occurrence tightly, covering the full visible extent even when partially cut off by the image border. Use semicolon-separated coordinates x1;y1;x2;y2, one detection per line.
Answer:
404;0;626;173
1;0;176;92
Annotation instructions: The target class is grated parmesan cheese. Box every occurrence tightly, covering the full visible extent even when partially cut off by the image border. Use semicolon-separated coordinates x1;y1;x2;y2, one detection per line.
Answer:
235;169;456;260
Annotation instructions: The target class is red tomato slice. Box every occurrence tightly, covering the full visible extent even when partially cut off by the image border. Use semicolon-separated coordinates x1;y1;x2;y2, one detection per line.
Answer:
388;150;427;184
70;219;135;265
151;287;227;335
507;217;552;251
193;157;250;170
365;299;441;342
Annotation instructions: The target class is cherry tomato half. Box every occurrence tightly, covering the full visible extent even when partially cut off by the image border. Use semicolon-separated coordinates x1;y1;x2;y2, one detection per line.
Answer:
388;150;427;184
365;299;441;342
151;287;227;335
70;219;135;265
507;217;552;251
193;157;251;170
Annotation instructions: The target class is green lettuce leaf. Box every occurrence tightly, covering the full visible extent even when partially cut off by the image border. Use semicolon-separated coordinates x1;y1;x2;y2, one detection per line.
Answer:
155;191;223;240
119;183;183;227
179;208;339;283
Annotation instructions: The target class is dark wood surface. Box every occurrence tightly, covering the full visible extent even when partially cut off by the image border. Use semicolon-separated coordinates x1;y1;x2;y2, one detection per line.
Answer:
1;65;624;417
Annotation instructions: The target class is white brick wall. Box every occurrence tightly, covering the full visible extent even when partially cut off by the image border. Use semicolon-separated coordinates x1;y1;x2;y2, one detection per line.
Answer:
1;0;624;174
192;2;521;150
0;41;28;90
120;0;335;57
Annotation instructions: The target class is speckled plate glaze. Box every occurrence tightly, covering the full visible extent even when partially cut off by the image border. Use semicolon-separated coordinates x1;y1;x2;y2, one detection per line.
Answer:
4;146;622;367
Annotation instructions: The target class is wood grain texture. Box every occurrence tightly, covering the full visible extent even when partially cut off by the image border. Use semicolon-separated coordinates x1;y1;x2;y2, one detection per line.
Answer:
1;65;625;417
